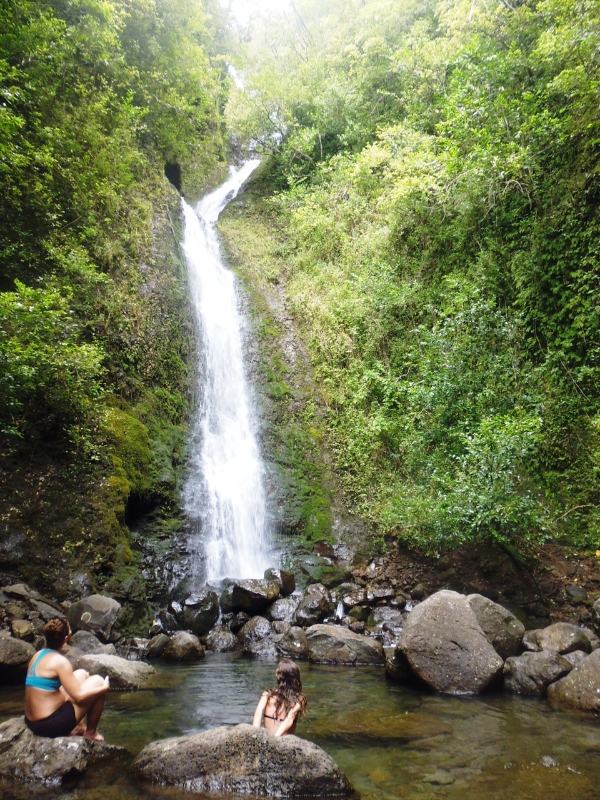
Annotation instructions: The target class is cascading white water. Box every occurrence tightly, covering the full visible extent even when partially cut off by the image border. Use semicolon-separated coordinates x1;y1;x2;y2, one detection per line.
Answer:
182;160;272;582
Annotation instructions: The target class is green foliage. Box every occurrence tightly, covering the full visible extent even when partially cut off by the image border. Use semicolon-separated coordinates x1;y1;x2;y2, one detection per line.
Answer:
230;0;600;553
0;0;225;445
0;281;104;439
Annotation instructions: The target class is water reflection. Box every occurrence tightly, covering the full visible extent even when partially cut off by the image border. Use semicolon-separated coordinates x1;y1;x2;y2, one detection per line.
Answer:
1;655;600;799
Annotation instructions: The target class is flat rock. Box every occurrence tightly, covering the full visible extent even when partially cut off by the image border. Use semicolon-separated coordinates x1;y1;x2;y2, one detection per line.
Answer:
264;569;296;597
467;594;525;659
397;590;504;694
503;651;572;696
133;723;351;796
220;580;280;615
162;631;205;661
1;584;41;602
523;622;592;655
305;624;384;666
67;595;122;643
547;648;600;712
0;636;35;683
31;599;65;621
0;716;124;786
293;584;332;627
205;628;241;653
75;653;155;689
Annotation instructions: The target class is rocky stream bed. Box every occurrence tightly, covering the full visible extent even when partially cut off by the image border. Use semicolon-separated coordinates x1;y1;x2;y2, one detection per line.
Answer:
1;571;600;798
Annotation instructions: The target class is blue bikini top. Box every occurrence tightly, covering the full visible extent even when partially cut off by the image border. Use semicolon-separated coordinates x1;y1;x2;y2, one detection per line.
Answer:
25;649;61;691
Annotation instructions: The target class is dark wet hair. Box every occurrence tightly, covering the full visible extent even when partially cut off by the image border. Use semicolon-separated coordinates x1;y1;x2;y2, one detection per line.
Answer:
268;659;307;719
44;618;70;650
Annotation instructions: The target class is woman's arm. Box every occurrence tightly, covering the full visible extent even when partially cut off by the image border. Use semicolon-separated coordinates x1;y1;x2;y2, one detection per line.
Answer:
252;691;269;727
274;703;301;737
55;658;109;704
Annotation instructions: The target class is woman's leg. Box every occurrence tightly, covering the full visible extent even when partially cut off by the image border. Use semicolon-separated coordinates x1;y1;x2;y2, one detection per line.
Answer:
67;670;90;735
71;675;107;741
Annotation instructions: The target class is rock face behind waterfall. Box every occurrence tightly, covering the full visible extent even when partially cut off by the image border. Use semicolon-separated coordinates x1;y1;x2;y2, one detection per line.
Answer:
133;723;352;797
396;590;504;693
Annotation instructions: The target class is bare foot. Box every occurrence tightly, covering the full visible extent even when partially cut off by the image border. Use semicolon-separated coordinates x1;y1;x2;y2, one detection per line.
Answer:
84;730;104;742
70;724;85;736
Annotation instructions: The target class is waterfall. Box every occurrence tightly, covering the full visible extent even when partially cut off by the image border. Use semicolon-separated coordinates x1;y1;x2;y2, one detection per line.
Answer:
182;160;272;583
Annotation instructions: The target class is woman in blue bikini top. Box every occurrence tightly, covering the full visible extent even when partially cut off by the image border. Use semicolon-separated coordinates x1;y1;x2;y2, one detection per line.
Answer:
25;618;110;740
252;659;307;736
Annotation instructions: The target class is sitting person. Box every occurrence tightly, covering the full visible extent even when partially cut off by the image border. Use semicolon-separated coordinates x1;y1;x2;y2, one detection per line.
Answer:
252;659;307;736
25;618;110;741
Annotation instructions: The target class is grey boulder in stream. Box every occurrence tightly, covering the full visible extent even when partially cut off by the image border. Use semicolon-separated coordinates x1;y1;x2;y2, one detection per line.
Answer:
0;716;125;786
133;723;352;796
396;589;504;693
305;624;385;665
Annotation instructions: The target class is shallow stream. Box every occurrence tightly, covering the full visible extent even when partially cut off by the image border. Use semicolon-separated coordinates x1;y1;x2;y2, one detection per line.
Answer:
1;656;599;799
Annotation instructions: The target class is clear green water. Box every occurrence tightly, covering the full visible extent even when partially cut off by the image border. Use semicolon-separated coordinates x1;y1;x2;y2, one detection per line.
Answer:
1;654;600;799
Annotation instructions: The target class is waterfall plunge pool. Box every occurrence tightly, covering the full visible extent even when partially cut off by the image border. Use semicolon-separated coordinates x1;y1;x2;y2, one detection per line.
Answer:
1;656;599;799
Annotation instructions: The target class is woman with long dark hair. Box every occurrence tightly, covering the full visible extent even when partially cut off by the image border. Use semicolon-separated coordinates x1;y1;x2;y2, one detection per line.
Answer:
252;659;307;736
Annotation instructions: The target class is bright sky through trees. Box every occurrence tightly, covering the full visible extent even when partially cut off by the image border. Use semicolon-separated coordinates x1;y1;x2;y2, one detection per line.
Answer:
226;0;291;24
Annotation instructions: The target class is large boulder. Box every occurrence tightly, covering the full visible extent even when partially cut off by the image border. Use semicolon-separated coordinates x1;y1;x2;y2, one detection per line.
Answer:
396;590;504;694
220;580;280;615
162;631;205;661
178;589;220;636
67;595;122;643
293;584;332;628
0;716;124;786
205;627;242;654
522;622;592;655
0;635;35;683
503;651;572;696
147;633;170;658
305;624;384;666
133;723;351;797
592;597;600;635
70;630;113;655
276;626;309;660
547;648;600;712
466;594;525;659
238;617;272;648
75;653;155;689
265;597;300;623
264;569;296;597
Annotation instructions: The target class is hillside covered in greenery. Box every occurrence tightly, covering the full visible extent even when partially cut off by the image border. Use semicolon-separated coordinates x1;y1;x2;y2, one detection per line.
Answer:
226;0;600;558
0;0;226;606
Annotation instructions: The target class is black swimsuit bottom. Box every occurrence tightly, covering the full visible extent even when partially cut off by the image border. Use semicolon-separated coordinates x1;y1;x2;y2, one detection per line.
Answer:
26;701;76;738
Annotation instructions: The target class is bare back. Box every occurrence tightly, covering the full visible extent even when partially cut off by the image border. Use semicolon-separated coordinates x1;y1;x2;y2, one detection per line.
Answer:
25;651;69;721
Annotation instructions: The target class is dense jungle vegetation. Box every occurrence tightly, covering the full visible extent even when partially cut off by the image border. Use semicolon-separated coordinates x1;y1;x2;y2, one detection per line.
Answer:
227;0;600;556
0;0;226;598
